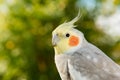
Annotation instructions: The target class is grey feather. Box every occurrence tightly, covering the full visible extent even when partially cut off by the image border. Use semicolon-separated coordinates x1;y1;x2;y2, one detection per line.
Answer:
68;42;120;80
55;41;120;80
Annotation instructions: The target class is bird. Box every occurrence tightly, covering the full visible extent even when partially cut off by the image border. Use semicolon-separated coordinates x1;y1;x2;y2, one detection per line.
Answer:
52;12;120;80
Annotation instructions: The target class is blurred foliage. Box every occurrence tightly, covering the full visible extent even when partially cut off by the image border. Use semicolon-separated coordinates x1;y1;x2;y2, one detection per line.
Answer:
0;0;120;80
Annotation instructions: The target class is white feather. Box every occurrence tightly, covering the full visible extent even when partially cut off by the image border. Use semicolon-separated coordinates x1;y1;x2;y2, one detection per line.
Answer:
68;59;88;80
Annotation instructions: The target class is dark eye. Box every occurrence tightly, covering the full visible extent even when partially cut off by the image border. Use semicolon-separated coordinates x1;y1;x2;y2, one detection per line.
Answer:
66;33;70;37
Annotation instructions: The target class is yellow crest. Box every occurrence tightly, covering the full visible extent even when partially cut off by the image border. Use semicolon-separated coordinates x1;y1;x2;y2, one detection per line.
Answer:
53;10;81;33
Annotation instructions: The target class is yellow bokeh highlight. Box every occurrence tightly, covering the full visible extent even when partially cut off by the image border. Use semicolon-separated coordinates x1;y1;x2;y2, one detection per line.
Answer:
5;40;15;50
114;0;120;5
0;13;7;32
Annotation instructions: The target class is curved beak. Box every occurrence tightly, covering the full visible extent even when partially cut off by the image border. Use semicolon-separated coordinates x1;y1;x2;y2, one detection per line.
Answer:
52;34;59;47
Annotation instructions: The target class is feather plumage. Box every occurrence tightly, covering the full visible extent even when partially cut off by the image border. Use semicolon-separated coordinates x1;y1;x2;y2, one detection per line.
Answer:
52;11;120;80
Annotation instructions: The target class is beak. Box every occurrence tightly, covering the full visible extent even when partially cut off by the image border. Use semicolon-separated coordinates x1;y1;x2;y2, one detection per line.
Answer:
52;34;59;47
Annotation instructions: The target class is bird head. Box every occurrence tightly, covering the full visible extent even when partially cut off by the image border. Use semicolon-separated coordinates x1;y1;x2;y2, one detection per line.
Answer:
52;12;85;54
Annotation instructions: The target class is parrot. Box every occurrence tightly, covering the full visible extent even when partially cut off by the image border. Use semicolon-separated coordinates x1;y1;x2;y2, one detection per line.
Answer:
52;12;120;80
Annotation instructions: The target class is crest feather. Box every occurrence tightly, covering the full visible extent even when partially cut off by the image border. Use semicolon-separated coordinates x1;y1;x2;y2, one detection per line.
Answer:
68;10;81;27
53;11;81;33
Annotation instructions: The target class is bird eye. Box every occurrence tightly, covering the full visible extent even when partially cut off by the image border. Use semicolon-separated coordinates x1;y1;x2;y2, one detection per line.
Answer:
66;33;70;37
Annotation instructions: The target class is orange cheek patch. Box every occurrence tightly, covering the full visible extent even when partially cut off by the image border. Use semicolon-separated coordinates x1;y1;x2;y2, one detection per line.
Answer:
69;36;79;46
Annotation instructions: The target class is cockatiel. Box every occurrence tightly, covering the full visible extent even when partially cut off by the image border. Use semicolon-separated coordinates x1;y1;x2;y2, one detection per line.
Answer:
52;12;120;80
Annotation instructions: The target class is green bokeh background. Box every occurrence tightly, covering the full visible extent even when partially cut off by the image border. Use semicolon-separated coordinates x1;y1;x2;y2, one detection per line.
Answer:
0;0;120;80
